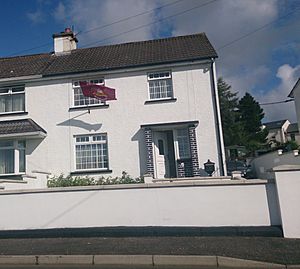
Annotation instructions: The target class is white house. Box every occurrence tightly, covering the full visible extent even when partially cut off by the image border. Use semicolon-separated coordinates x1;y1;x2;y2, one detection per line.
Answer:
0;29;226;189
263;119;290;146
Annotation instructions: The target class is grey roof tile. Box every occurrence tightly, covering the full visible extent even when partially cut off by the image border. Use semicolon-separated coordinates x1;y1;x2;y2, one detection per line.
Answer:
0;119;46;135
264;119;288;130
287;123;299;133
0;33;217;79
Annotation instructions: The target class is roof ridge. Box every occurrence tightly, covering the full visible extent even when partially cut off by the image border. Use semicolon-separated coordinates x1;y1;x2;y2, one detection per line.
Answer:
75;32;207;52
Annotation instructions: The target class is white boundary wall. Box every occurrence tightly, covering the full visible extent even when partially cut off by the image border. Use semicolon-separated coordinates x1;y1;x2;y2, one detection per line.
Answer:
274;166;300;238
0;179;280;231
252;150;300;179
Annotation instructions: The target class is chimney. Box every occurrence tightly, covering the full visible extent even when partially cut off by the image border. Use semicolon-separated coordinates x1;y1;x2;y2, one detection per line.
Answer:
52;28;78;55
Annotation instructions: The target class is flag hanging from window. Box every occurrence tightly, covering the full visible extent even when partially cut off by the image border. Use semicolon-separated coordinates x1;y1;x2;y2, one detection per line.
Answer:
79;81;117;101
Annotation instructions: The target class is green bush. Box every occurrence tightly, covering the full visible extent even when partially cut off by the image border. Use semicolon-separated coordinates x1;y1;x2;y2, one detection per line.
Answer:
47;171;144;188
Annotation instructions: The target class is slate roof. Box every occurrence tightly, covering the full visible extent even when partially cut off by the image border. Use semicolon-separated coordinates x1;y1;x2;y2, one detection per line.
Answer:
264;119;288;130
0;54;53;79
287;123;299;133
0;33;217;79
0;119;46;135
288;78;300;98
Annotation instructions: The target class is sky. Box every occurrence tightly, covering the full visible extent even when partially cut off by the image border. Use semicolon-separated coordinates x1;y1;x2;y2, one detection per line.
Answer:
0;0;300;123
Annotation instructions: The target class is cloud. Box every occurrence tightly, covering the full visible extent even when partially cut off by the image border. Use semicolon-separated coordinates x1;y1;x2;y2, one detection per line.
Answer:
53;2;66;22
258;64;300;122
54;0;158;46
26;9;45;24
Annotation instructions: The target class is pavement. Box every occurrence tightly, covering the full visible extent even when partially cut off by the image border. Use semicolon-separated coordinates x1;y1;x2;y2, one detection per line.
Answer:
0;236;300;268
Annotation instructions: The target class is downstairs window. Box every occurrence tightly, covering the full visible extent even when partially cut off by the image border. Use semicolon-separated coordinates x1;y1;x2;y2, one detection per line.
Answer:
74;134;108;170
0;140;25;175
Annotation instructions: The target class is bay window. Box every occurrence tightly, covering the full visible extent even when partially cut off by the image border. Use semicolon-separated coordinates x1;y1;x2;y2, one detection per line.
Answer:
0;140;25;175
0;85;25;113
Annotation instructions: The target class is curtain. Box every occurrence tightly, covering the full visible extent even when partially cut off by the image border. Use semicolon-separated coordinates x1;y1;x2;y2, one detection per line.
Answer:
12;94;24;111
0;149;14;174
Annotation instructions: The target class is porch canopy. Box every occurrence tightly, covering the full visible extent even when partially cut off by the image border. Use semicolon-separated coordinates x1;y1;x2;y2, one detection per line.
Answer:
0;119;46;139
141;120;199;130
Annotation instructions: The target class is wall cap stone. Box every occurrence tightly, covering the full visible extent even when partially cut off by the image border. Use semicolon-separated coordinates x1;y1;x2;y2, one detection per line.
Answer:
271;165;300;172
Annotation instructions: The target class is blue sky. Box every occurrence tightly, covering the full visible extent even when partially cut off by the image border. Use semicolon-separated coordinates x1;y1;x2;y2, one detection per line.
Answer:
0;0;300;122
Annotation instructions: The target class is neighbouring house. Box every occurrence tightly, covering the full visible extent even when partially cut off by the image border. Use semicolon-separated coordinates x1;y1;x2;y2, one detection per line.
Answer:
289;78;300;143
286;122;300;143
0;28;226;190
263;119;290;146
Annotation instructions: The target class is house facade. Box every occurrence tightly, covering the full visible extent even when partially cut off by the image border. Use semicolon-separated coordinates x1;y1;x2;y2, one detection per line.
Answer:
0;29;226;189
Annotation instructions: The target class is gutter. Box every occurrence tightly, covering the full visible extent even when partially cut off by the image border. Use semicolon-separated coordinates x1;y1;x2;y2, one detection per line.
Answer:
210;59;226;176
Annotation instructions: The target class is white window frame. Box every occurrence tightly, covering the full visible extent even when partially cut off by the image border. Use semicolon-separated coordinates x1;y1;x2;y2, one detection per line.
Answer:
74;133;109;171
0;85;25;114
147;71;174;100
72;78;105;108
174;129;191;160
0;140;26;176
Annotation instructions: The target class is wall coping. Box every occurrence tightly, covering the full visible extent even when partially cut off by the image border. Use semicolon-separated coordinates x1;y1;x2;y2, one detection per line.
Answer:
0;178;268;195
271;165;300;172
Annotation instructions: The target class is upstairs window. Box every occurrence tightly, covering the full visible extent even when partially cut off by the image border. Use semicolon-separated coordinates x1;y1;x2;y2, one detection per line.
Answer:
0;85;25;113
0;140;25;175
75;134;108;170
148;71;173;100
73;79;104;107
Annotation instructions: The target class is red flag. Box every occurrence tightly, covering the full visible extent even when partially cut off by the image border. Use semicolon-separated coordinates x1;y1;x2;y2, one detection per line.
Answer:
79;81;117;101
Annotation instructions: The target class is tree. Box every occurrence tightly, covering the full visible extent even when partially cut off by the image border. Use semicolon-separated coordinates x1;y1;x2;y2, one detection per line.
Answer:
238;92;268;153
217;78;245;146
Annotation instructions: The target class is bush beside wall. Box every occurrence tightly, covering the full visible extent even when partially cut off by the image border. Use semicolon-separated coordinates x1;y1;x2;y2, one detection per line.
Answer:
47;171;144;188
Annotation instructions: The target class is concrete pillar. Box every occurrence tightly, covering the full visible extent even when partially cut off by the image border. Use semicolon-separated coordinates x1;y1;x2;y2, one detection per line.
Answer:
273;165;300;238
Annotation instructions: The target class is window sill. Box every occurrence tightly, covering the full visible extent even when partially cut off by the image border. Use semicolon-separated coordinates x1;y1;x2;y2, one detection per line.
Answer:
144;98;177;104
70;169;112;175
0;112;28;117
0;174;24;180
69;105;109;112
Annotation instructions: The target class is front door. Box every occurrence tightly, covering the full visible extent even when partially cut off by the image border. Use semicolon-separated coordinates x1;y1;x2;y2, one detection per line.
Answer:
153;132;169;179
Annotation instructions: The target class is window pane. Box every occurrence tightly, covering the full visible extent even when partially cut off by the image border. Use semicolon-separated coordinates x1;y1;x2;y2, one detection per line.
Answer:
12;94;25;111
19;148;25;173
0;149;14;174
74;88;102;107
177;129;190;159
0;141;13;147
12;87;24;93
149;78;173;100
0;88;9;94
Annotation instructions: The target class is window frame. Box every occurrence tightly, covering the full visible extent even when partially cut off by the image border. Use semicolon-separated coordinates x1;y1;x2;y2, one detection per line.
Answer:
74;133;109;172
147;71;174;101
174;129;191;160
0;140;26;176
0;85;25;115
72;78;105;108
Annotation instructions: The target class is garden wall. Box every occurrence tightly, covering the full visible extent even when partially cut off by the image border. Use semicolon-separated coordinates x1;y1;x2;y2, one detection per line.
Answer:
0;178;280;230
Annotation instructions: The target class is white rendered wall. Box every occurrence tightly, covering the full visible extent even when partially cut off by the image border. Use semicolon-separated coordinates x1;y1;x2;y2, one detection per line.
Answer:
252;150;300;179
0;180;280;230
0;62;222;181
274;166;300;238
293;87;300;133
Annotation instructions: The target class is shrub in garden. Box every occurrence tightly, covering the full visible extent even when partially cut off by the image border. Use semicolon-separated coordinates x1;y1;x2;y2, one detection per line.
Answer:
47;171;144;188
